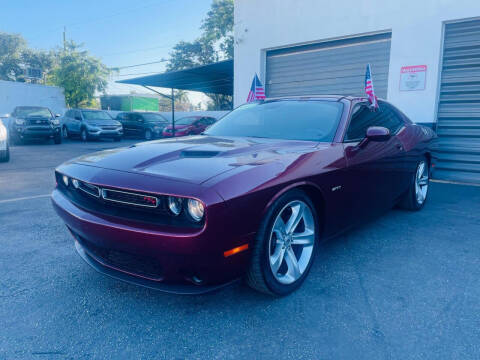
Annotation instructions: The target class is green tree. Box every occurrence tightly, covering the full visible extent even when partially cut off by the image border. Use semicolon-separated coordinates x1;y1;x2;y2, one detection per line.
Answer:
0;32;25;81
47;41;110;108
167;0;233;110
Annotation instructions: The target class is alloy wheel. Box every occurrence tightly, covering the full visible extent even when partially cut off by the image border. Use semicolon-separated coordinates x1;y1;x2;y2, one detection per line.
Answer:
81;129;87;142
145;129;152;140
415;161;429;205
268;200;315;285
62;126;68;138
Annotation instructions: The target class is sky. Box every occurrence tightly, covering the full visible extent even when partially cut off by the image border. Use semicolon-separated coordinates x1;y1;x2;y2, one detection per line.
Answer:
1;0;214;105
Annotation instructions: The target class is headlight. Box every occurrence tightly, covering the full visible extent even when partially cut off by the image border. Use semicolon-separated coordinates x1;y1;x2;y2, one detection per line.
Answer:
62;175;69;187
0;126;6;141
71;179;79;189
15;118;25;125
168;196;183;216
187;199;204;222
51;119;60;125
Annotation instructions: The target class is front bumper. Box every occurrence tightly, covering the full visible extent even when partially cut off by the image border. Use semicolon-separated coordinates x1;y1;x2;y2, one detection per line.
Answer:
51;187;252;293
13;125;60;139
87;128;123;138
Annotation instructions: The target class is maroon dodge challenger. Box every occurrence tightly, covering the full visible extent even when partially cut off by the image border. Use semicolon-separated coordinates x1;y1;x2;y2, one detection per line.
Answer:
52;96;435;296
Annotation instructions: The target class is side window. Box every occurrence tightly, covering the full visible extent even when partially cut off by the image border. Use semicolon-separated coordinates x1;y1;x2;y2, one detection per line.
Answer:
378;103;404;135
206;117;216;125
74;110;82;120
344;105;384;141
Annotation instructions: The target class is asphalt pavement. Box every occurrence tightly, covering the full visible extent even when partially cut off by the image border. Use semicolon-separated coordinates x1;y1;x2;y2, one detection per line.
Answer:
1;139;479;360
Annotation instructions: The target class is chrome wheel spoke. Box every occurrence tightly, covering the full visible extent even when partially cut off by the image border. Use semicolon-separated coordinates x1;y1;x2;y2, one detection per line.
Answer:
270;246;286;273
418;176;429;186
285;247;301;279
285;203;304;234
292;229;315;245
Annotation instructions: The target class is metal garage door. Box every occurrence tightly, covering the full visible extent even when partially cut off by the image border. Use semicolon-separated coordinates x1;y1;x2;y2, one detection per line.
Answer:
434;19;480;183
265;33;391;98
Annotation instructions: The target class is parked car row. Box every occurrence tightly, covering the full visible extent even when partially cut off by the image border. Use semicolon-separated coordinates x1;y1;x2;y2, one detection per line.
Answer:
1;107;220;147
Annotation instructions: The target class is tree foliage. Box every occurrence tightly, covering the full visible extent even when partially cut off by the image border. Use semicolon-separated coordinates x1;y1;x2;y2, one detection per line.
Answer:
167;0;234;110
0;32;54;82
47;41;110;108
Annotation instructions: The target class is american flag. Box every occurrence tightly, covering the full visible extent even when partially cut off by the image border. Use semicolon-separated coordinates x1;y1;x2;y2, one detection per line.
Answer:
365;64;378;109
246;74;266;102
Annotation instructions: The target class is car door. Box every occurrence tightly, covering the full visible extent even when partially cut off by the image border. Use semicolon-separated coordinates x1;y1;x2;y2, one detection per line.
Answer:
134;114;145;136
72;110;83;134
116;113;129;135
342;102;406;223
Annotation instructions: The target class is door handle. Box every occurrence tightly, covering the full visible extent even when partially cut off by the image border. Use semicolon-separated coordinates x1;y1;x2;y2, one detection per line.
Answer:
396;143;404;151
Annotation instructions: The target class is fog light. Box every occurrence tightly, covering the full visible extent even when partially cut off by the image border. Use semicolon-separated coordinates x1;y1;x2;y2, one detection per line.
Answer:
72;179;79;189
168;196;182;216
187;199;204;222
62;175;69;187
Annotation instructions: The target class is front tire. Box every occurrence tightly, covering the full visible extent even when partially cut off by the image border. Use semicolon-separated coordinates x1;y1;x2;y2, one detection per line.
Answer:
246;189;318;296
62;126;70;139
398;157;430;211
80;128;88;142
54;133;62;144
144;129;152;140
0;144;9;162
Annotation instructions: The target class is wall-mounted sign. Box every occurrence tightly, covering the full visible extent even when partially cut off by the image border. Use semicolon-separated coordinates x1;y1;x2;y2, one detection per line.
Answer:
400;65;427;91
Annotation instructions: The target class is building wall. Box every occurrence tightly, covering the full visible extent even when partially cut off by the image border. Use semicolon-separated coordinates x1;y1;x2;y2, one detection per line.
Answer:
0;80;66;116
234;0;480;124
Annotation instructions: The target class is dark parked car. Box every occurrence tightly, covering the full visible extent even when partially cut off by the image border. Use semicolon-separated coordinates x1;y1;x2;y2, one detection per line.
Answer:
116;112;169;140
52;96;435;296
62;109;123;141
162;116;217;137
9;106;62;145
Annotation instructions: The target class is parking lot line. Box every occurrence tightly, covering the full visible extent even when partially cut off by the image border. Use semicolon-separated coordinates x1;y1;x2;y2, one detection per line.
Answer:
0;194;51;204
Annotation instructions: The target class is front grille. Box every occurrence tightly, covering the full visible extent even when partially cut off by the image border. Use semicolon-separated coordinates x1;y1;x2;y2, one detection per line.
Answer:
26;118;50;125
55;172;203;228
101;126;118;130
78;181;100;197
75;234;164;280
102;188;159;208
27;126;51;131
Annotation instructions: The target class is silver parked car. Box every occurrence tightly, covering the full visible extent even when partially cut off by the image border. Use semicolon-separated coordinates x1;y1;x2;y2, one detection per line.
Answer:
62;109;123;142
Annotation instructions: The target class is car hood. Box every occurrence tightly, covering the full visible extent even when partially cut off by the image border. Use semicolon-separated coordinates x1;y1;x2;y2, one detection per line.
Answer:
70;135;320;185
85;119;120;126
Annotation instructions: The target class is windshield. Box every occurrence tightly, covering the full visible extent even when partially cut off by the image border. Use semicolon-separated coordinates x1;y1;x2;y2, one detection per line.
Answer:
14;107;52;118
205;100;344;142
82;110;112;121
142;113;167;123
175;117;198;125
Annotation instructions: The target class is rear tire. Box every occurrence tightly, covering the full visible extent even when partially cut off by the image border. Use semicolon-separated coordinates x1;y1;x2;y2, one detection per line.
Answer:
246;189;318;296
398;157;429;211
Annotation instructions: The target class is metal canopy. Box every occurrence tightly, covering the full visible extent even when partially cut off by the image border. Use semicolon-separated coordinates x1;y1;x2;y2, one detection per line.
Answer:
117;59;233;95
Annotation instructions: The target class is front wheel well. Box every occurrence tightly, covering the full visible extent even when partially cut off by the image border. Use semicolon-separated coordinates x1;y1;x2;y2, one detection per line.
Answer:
293;184;326;237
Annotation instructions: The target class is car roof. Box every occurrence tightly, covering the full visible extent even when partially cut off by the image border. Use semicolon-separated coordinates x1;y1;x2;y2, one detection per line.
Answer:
264;95;386;103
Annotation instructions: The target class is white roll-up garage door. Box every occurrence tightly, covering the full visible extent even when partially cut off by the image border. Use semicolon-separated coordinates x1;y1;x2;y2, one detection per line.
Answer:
265;33;391;98
434;19;480;183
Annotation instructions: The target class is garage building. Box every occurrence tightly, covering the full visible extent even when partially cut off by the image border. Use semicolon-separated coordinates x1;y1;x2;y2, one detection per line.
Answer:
234;0;480;183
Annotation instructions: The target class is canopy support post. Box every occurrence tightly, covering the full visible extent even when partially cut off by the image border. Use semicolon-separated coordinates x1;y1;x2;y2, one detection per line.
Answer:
142;85;175;137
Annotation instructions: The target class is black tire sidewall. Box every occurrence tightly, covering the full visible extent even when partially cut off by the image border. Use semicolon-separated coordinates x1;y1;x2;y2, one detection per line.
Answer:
258;189;318;295
145;129;152;140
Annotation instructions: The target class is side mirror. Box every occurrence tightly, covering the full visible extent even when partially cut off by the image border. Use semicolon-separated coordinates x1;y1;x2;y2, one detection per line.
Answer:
74;116;82;121
55;114;61;118
366;126;390;142
356;126;390;149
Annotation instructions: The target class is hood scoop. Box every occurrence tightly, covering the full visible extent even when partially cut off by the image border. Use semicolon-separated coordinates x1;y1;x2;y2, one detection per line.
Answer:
180;150;221;158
